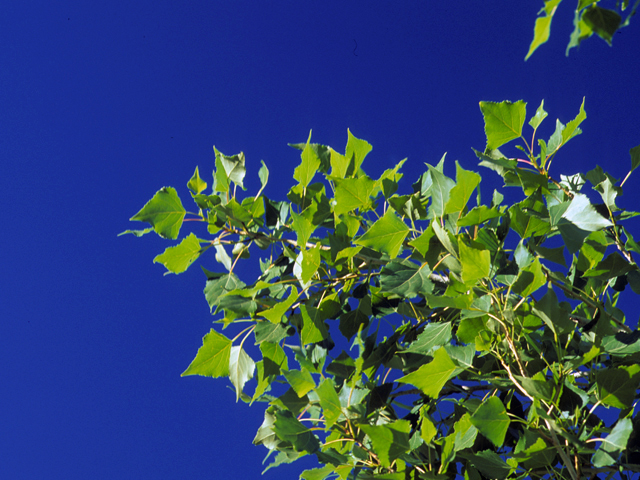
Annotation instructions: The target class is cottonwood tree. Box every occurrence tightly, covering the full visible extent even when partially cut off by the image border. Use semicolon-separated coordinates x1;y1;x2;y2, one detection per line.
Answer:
123;100;640;479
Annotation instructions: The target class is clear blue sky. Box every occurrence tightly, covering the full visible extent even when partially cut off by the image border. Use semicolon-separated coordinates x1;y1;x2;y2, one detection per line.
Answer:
3;2;640;479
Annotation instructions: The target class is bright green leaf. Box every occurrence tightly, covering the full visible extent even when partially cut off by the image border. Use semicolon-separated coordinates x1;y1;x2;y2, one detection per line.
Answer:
316;379;342;428
470;396;509;448
355;209;409;259
444;162;481;214
479;100;527;150
359;420;411;467
181;328;232;377
284;368;316;397
153;233;202;274
130;187;186;240
397;347;459;398
333;176;375;215
187;166;207;195
294;131;321;188
459;241;490;285
259;286;298;324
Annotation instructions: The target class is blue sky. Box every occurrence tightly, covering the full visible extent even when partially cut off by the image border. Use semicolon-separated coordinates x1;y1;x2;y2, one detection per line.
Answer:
3;2;640;479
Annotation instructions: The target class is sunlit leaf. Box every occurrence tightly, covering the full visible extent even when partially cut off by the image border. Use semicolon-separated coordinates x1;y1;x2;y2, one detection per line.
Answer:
181;328;232;378
479;100;527;149
294;131;321;187
398;347;460;398
130;187;186;239
153;233;202;274
355;209;409;259
187;166;207;195
359;420;411;467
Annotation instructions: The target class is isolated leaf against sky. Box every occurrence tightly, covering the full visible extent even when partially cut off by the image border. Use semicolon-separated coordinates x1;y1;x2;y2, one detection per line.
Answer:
153;232;202;274
525;0;562;60
355;209;409;258
130;187;186;239
528;99;548;130
583;6;622;44
187;166;207;195
229;346;255;401
479;100;527;149
181;328;232;378
398;347;460;398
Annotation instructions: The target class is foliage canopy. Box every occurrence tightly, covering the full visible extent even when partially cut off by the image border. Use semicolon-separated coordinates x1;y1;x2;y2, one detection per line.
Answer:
123;99;640;479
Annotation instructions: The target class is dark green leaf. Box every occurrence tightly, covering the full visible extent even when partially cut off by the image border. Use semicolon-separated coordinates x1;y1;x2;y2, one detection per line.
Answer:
316;379;342;428
379;258;434;298
470;396;509;447
592;418;632;467
583;6;621;44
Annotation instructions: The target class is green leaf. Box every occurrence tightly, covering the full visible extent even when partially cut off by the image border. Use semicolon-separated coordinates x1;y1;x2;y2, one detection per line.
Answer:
300;304;330;345
345;129;372;176
130;187;186;240
283;368;316;397
470;396;509;448
259;286;299;324
444;161;481;214
556;193;612;252
355;209;409;259
428;162;455;217
316;379;342;428
596;367;637;408
229;346;255;401
583;6;621;45
254;321;290;344
300;465;336;480
561;97;586;146
214;147;246;191
525;0;561;60
153;233;202;274
181;328;232;377
459;241;490;286
531;286;574;335
257;160;269;196
592;418;633;467
404;322;452;354
630;144;640;173
203;271;245;312
118;227;154;237
512;258;546;297
457;205;502;227
273;410;319;453
359;420;411;467
479;100;527;150
187;166;207;195
601;331;640;356
454;413;478;451
333;176;375;215
528;99;548;129
294;131;321;188
379;258;434;298
290;210;316;248
397;347;459;398
467;450;511;480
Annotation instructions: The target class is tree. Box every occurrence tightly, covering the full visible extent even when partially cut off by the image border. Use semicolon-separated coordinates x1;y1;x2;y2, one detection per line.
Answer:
526;0;640;59
122;99;640;479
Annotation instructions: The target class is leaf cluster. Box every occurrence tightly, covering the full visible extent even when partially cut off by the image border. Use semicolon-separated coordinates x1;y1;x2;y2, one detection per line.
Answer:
123;102;640;479
526;0;640;59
